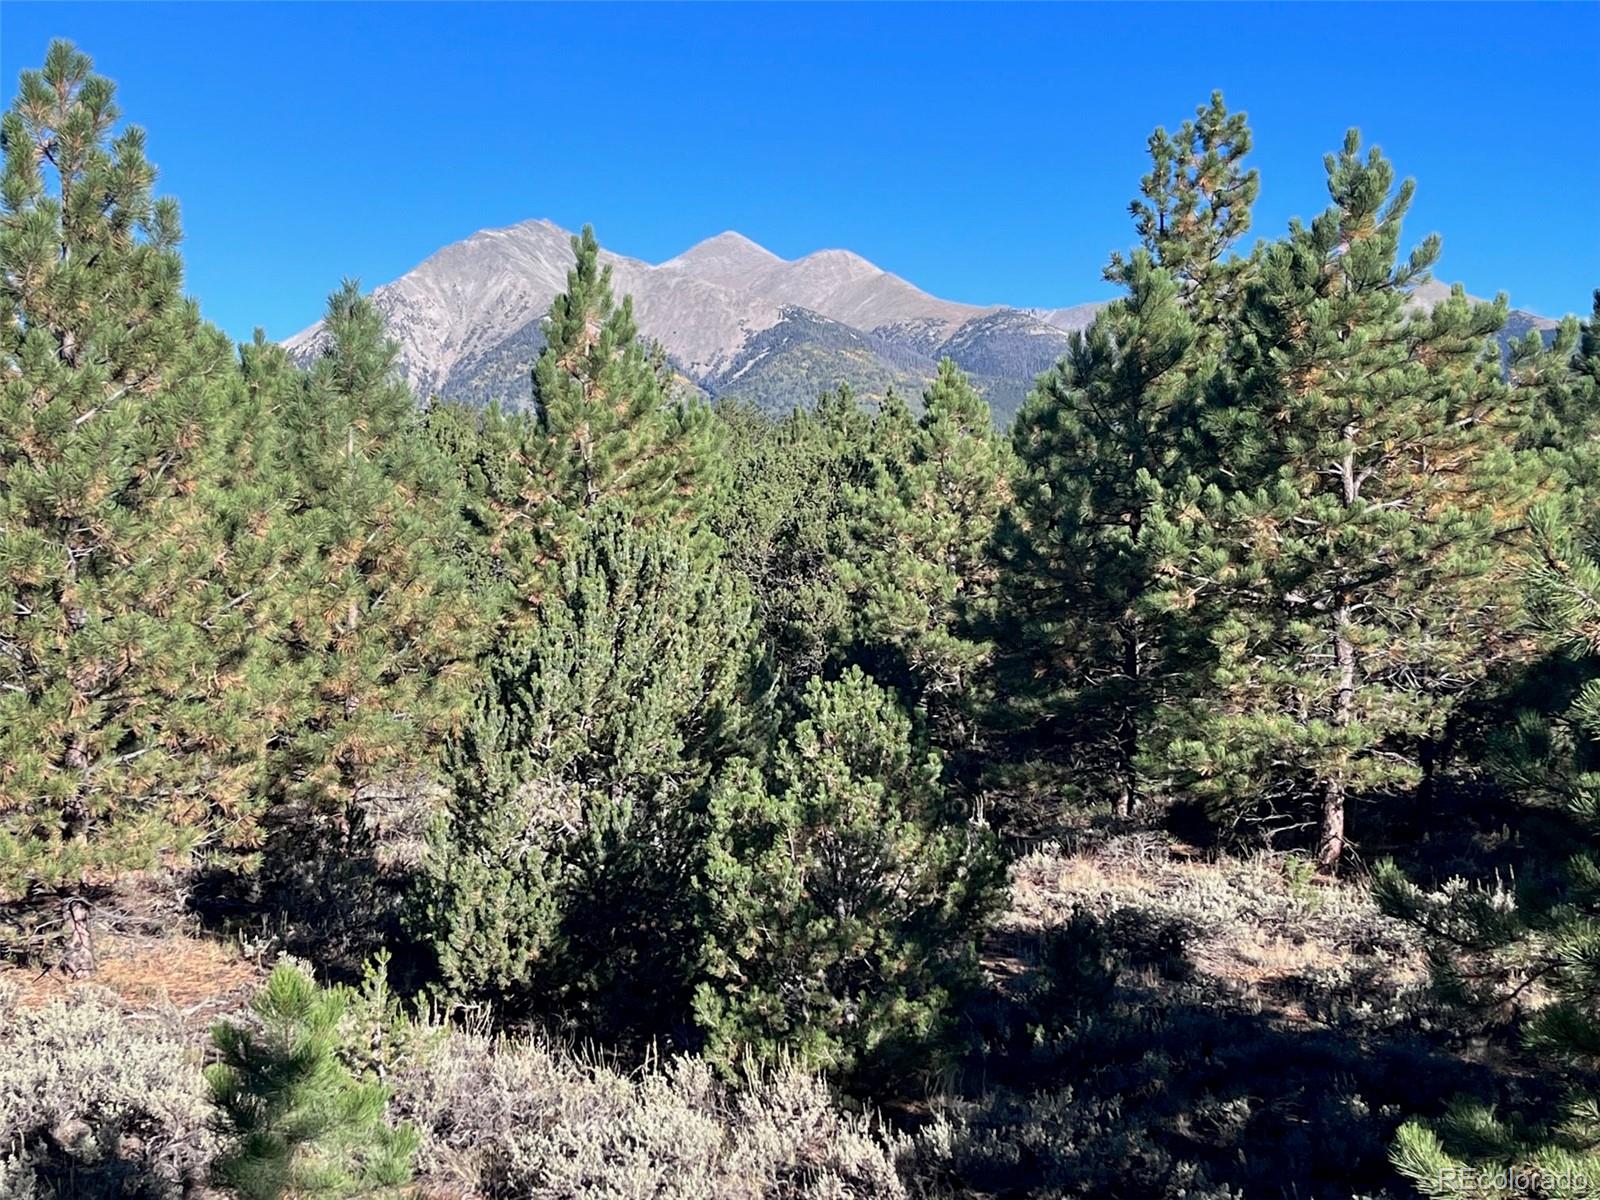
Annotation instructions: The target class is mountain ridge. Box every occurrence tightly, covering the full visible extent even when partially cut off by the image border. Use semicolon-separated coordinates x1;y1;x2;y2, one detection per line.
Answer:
284;220;1103;420
286;221;1560;422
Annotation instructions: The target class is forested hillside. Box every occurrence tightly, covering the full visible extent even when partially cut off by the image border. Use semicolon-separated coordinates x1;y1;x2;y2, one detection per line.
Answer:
4;42;1599;1200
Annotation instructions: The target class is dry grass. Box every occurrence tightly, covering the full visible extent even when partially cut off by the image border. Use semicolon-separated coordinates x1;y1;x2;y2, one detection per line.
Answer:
1003;833;1429;1025
2;935;263;1022
1;875;266;1029
924;833;1486;1199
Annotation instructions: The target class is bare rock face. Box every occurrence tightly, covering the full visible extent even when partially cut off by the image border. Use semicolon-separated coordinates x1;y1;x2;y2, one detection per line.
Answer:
659;230;782;288
1035;302;1104;335
286;219;638;396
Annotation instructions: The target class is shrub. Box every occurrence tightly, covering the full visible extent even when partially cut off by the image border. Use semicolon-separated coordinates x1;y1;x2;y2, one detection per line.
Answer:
0;968;910;1200
0;985;211;1200
389;1027;911;1199
905;1088;1246;1200
411;511;765;1044
697;667;1002;1084
206;963;418;1200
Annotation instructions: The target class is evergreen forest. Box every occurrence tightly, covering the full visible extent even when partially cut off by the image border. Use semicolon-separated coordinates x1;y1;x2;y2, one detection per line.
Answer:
4;41;1600;1200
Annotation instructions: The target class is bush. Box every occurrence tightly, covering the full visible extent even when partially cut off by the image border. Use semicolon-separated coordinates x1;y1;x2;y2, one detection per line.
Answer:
0;966;920;1200
389;1027;911;1199
905;1088;1246;1200
697;667;1002;1084
0;985;211;1200
412;510;765;1043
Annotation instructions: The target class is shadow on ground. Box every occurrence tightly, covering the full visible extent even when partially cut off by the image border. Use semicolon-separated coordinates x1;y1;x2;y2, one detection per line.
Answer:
918;862;1548;1200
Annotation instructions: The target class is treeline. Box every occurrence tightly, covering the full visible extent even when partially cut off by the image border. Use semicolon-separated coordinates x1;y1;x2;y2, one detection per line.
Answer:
5;42;1600;1193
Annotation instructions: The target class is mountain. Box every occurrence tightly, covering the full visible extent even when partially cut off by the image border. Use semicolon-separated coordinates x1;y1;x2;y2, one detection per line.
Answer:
286;221;1561;425
1035;302;1105;334
283;220;771;396
285;220;1104;422
1407;278;1561;359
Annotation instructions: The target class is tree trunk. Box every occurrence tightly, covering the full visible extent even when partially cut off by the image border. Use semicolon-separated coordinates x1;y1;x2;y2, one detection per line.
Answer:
61;897;96;976
1319;601;1356;872
1319;429;1362;875
1114;625;1140;821
1410;738;1441;838
1317;775;1346;872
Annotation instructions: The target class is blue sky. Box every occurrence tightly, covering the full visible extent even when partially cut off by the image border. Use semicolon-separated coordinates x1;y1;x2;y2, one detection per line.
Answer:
3;2;1596;342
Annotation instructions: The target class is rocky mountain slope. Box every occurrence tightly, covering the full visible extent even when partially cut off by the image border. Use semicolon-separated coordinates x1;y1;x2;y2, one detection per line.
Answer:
286;220;1103;422
286;221;1560;424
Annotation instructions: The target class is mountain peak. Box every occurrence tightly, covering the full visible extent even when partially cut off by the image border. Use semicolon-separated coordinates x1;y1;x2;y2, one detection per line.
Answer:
794;247;873;271
468;217;567;244
665;231;784;282
689;230;777;254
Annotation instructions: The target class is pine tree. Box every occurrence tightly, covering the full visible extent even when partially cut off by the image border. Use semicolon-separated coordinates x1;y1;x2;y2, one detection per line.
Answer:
1105;90;1260;346
0;43;287;900
1514;289;1600;490
420;229;719;615
414;510;763;1040
697;667;1001;1084
846;360;1014;748
416;397;551;619
993;257;1203;815
270;282;485;815
527;226;714;561
207;963;417;1200
258;285;487;951
865;384;918;482
1147;132;1530;869
990;96;1258;818
1378;504;1600;1196
708;386;878;693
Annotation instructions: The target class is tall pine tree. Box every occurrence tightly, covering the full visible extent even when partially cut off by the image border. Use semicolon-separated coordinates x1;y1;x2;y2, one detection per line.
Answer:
259;284;486;949
273;282;484;810
1105;90;1260;347
995;259;1203;816
0;43;287;902
993;95;1258;816
527;226;714;563
422;229;719;615
1147;131;1530;869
